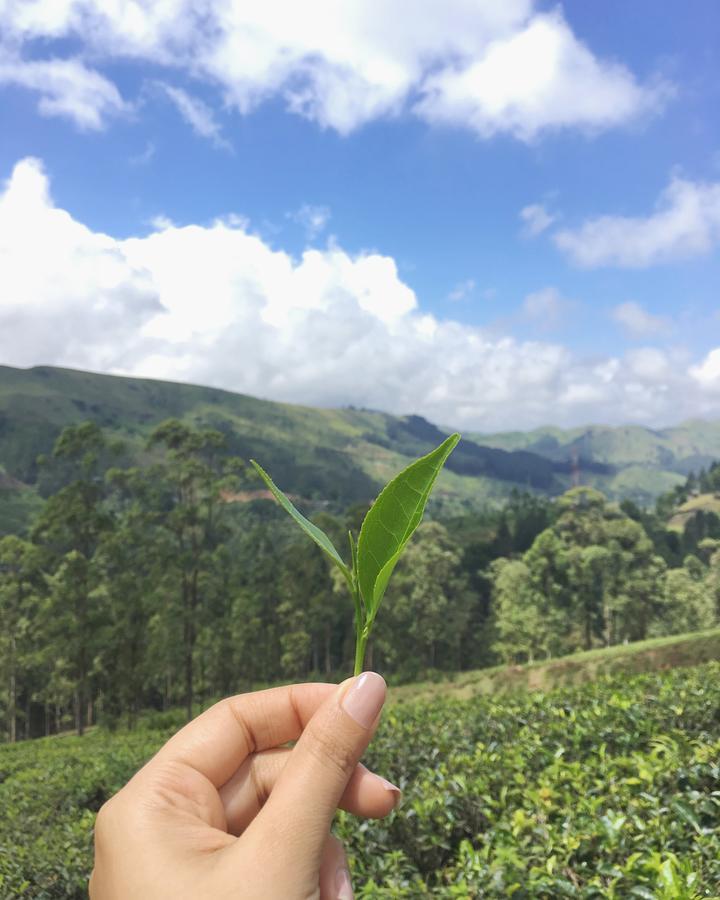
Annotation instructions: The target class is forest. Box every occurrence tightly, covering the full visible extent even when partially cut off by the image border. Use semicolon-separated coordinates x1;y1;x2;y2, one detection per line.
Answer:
1;419;720;742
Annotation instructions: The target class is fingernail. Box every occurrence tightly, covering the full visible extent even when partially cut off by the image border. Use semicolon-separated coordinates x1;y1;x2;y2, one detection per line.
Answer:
335;866;354;900
381;777;402;806
341;672;386;729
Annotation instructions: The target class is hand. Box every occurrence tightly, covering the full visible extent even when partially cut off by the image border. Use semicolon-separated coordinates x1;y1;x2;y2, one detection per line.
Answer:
90;673;399;899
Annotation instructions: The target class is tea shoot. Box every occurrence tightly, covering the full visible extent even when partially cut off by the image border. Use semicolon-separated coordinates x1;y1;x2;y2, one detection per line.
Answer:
251;432;460;675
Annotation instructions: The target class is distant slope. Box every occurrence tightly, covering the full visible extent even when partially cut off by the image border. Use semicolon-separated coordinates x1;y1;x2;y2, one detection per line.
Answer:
1;366;718;533
668;493;720;532
391;628;720;703
472;420;720;470
471;420;720;504
0;366;575;530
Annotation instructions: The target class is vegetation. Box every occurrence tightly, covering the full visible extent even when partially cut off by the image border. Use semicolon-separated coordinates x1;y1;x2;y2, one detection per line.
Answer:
391;627;720;704
253;434;460;675
2;663;719;897
1;374;719;895
1;416;720;740
3;367;720;536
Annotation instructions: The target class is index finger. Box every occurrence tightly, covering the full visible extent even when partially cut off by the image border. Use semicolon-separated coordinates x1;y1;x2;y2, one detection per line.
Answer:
145;683;339;787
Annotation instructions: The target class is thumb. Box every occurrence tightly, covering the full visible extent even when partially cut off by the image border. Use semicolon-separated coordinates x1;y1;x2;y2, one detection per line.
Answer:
245;672;386;863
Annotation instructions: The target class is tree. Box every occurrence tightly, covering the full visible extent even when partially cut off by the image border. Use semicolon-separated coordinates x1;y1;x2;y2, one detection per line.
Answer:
32;422;115;735
0;537;41;741
376;522;472;677
507;488;667;655
656;562;715;636
144;420;243;720
490;558;546;664
706;546;720;621
93;468;158;728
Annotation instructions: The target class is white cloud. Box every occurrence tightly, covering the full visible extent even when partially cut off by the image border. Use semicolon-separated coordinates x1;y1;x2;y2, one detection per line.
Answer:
612;301;670;338
0;52;130;129
520;203;555;237
158;83;231;149
626;347;672;381
0;158;160;370
414;10;668;140
289;204;331;241
0;0;668;138
555;176;720;268
2;156;719;431
691;349;720;393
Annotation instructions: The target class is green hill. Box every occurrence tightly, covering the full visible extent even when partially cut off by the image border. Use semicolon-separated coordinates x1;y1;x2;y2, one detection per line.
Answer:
1;365;719;535
0;365;576;533
668;492;720;532
391;627;720;704
471;419;720;504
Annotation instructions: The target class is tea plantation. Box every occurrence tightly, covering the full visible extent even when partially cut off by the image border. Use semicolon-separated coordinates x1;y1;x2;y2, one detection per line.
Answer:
2;664;720;898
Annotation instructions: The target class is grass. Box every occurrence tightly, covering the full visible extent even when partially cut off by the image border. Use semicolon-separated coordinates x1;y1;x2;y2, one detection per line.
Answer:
668;492;720;531
389;627;720;704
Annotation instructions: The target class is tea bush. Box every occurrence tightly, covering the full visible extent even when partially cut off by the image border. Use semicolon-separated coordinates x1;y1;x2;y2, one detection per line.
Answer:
2;664;720;898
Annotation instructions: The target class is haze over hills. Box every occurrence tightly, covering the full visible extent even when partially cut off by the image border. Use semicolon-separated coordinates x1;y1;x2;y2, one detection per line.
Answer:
1;365;719;533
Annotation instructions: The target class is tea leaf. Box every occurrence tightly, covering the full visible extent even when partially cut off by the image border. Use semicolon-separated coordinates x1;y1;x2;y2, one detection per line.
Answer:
250;459;350;580
356;432;460;614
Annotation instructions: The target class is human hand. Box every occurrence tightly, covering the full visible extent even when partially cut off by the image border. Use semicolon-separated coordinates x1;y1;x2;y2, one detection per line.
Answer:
90;673;399;899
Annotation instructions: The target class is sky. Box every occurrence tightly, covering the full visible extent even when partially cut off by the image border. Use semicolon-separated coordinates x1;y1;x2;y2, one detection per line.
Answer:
0;0;719;432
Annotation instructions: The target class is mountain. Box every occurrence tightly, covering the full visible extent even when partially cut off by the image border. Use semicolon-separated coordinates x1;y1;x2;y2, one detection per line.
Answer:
0;365;573;531
1;365;719;535
470;421;720;502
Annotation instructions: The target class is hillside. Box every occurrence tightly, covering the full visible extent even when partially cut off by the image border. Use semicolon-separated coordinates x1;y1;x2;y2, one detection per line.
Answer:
392;627;720;703
668;492;720;532
1;365;719;534
0;365;575;533
471;419;720;503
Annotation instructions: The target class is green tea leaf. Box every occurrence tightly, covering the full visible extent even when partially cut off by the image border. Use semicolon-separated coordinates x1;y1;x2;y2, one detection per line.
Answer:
356;432;460;614
250;459;350;581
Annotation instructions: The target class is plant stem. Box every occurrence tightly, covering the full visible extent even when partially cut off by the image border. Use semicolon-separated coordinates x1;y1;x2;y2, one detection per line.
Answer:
354;625;370;676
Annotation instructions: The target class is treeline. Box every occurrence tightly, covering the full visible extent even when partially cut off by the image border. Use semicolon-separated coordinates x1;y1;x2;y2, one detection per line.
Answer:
1;421;719;742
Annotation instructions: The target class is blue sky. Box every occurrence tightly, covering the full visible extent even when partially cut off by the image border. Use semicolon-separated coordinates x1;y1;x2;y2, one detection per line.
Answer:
1;0;719;430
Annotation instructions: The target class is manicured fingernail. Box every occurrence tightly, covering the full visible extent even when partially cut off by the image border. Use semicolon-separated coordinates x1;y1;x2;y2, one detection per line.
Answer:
381;777;402;805
335;866;354;900
341;672;386;729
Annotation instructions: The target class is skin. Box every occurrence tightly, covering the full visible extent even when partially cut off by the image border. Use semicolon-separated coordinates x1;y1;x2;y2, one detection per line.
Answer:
90;674;399;899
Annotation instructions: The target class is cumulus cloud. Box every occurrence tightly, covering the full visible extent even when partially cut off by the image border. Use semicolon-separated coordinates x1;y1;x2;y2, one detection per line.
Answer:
0;51;130;129
520;203;555;237
2;157;719;430
612;301;670;338
0;158;160;369
691;349;720;393
555;176;720;268
0;0;668;138
413;10;669;139
158;83;231;149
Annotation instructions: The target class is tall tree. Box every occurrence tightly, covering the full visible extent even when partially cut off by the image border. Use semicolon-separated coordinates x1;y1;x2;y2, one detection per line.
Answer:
94;467;159;727
500;488;668;656
0;537;41;742
490;557;547;664
376;522;472;677
145;420;242;720
32;422;114;735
